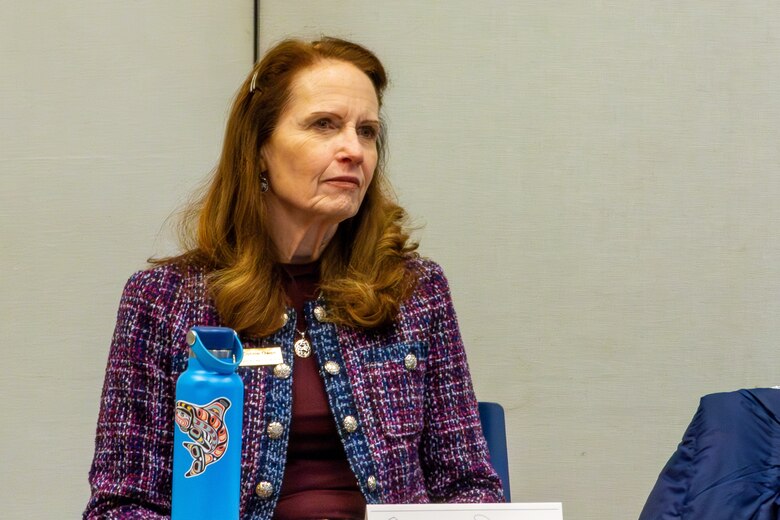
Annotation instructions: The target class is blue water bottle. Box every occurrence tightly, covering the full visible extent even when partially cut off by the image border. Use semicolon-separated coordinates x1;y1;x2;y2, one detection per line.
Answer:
172;326;244;520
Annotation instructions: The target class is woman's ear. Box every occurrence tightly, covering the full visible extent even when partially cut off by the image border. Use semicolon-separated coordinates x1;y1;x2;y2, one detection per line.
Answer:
258;148;268;174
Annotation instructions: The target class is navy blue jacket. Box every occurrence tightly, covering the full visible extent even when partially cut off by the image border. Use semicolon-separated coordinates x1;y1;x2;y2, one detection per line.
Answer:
640;388;780;519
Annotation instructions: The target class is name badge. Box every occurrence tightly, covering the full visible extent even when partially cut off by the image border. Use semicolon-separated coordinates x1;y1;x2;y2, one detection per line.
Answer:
240;346;284;367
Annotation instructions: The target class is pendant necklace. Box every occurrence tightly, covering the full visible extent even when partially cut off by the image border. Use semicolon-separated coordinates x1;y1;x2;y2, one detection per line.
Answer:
294;329;311;358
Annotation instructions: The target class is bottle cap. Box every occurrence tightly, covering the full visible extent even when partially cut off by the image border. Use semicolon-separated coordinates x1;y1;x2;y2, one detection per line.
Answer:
186;326;244;373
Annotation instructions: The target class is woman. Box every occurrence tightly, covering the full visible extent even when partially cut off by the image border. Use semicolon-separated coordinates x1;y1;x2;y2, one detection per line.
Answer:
84;36;503;519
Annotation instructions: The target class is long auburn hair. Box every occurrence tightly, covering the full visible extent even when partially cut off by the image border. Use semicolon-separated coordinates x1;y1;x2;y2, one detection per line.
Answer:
157;37;418;337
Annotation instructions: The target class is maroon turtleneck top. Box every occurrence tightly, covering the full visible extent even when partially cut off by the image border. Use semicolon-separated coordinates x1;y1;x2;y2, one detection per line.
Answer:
274;262;365;520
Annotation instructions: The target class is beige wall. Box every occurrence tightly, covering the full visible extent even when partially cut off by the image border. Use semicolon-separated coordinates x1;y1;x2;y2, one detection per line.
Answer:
258;2;780;519
0;1;252;517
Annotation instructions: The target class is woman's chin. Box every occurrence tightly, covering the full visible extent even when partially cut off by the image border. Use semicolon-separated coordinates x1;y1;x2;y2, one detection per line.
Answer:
316;199;363;223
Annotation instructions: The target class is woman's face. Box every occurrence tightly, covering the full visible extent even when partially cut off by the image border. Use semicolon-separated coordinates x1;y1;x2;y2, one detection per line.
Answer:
262;60;380;228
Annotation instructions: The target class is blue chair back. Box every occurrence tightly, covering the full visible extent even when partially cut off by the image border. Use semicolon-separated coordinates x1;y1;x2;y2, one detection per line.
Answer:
478;401;511;502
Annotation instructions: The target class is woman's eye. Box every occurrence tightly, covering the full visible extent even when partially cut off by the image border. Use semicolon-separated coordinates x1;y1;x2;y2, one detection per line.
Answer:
313;118;334;130
358;126;378;140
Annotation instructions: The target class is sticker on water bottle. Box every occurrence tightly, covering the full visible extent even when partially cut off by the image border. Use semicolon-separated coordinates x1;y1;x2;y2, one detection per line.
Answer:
174;397;232;477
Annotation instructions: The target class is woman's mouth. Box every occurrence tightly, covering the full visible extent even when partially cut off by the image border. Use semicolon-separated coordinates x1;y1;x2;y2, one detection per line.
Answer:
325;176;361;188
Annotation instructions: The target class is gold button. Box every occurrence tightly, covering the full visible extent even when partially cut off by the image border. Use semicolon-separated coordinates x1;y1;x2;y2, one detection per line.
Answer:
267;421;283;439
323;360;341;376
343;415;358;433
273;363;291;379
186;330;196;346
366;475;377;491
404;353;418;371
255;481;273;499
282;312;289;326
313;305;327;322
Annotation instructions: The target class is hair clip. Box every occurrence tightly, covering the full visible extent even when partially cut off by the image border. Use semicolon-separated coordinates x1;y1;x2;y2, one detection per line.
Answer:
249;70;259;94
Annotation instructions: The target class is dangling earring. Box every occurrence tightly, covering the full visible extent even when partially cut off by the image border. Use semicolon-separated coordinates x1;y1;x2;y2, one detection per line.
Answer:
260;174;269;193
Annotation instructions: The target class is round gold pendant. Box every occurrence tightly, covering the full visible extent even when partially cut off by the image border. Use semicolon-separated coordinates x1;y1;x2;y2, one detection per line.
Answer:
294;337;311;358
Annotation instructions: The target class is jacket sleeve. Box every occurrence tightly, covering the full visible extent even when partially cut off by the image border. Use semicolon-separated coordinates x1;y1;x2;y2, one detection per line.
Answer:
83;270;178;519
418;262;505;503
639;388;780;520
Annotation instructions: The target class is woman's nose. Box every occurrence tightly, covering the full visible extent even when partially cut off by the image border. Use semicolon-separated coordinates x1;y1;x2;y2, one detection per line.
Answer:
337;127;364;164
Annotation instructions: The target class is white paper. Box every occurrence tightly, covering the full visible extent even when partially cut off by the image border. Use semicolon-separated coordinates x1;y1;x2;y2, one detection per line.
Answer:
366;502;563;520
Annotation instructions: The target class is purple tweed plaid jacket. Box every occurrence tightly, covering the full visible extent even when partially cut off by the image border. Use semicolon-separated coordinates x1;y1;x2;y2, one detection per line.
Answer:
84;257;503;519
